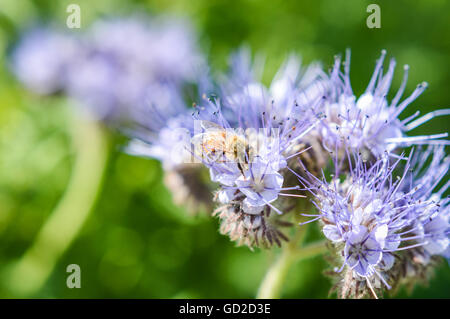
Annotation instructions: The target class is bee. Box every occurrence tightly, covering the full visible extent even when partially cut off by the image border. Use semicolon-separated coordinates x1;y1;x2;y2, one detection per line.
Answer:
191;121;254;174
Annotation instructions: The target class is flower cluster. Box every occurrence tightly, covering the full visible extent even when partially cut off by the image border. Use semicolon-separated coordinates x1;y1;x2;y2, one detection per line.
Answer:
312;50;450;158
292;50;450;298
11;27;78;95
12;16;213;213
11;17;450;297
299;149;448;298
187;49;327;247
11;16;204;123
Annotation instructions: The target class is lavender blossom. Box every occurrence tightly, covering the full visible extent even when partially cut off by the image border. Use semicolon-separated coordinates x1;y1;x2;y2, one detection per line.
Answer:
86;17;202;82
216;48;328;128
11;17;212;214
11;16;205;123
190;50;326;247
398;147;450;270
124;87;215;214
298;150;448;298
11;27;78;95
126;112;193;170
316;50;450;157
66;16;205;121
235;157;285;207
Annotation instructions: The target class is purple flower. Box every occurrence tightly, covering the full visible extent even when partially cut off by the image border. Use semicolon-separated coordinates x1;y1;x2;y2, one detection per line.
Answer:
317;50;450;157
65;53;124;119
11;16;205;124
186;50;325;247
11;27;78;94
125;113;193;170
235;156;285;208
210;48;327;129
422;213;449;256
344;224;387;277
406;147;450;261
191;102;312;216
85;17;204;83
66;17;204;121
298;150;445;295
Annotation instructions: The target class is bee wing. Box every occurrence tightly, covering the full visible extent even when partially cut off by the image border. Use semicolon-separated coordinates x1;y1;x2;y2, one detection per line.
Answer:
190;134;209;159
200;120;224;131
191;133;207;146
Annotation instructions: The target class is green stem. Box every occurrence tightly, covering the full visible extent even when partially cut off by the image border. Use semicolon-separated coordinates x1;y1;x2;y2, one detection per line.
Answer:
5;113;109;297
256;236;327;299
292;240;328;260
256;243;296;299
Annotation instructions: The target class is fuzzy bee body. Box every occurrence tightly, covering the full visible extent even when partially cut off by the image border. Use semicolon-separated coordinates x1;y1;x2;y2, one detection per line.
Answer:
192;121;254;171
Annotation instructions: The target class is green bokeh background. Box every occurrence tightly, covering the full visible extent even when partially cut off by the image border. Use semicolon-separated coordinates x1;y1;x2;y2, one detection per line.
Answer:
0;0;449;298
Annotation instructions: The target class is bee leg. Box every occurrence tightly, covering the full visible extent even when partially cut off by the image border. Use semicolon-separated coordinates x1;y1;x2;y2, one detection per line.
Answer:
237;162;245;176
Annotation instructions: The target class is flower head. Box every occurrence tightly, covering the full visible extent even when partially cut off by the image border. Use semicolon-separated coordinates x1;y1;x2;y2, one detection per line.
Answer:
343;224;387;278
66;16;204;121
188;50;326;247
11;27;78;95
300;149;448;297
11;16;205;123
403;146;449;264
316;50;450;157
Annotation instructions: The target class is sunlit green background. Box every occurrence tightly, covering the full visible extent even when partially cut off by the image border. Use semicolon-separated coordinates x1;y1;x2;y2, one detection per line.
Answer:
0;0;449;298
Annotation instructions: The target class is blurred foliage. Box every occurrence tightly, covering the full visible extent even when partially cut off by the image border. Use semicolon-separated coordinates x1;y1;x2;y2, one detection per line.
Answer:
0;0;449;298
